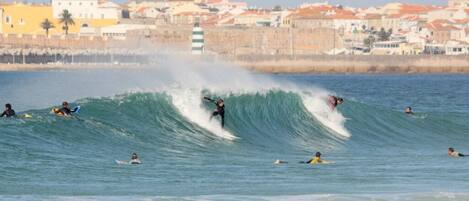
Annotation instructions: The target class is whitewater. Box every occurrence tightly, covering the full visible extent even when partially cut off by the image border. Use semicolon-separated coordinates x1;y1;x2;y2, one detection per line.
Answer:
1;60;469;201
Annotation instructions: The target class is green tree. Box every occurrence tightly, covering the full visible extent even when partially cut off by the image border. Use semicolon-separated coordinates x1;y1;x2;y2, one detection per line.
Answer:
364;35;376;49
378;27;390;41
387;28;393;39
59;9;75;35
40;18;55;37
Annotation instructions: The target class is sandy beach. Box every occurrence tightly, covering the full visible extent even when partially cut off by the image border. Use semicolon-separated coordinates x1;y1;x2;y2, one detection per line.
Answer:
2;55;469;74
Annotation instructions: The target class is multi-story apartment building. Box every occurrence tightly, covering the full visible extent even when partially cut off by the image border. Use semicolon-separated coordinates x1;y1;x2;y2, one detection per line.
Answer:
449;0;469;8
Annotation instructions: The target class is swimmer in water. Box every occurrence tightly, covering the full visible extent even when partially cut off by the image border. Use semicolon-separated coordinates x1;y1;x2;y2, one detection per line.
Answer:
448;147;465;157
305;152;325;164
52;101;79;116
130;153;142;164
405;107;414;115
1;103;16;118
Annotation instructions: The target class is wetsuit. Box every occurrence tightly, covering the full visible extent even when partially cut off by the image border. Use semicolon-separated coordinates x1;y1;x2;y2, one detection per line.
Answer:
130;155;141;164
1;109;16;118
59;107;77;116
211;100;225;128
130;159;141;164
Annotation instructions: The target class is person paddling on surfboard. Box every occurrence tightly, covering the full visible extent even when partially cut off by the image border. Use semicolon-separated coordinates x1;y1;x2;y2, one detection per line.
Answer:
328;96;344;111
405;107;414;115
302;152;331;164
448;147;466;157
53;101;80;116
130;153;142;164
1;103;16;118
204;97;225;128
306;152;324;164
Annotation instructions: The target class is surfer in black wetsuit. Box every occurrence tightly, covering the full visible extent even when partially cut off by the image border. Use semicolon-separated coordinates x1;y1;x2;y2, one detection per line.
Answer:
405;107;414;115
204;97;225;128
1;103;16;118
54;101;78;116
328;96;344;110
130;153;142;164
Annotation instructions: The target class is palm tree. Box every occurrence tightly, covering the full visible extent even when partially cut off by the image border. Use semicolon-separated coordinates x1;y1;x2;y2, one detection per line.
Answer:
59;9;75;35
40;18;55;37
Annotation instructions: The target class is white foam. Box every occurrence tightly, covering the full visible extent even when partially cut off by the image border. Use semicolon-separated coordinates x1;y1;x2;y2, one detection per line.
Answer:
161;58;351;139
169;88;238;140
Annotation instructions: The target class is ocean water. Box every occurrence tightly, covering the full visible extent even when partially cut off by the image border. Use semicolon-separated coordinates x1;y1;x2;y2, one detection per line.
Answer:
0;63;469;201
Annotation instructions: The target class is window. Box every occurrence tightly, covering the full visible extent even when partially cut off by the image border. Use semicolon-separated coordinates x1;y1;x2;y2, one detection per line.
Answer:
5;16;11;24
79;2;82;5
90;14;93;18
69;2;71;6
90;2;93;5
19;18;24;25
58;2;61;5
101;14;104;19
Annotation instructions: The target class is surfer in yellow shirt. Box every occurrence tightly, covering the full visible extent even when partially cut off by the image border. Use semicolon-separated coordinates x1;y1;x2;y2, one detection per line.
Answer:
274;152;332;165
305;152;331;164
306;152;323;164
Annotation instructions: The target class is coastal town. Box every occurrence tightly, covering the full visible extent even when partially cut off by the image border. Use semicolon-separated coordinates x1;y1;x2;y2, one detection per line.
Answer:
0;0;469;67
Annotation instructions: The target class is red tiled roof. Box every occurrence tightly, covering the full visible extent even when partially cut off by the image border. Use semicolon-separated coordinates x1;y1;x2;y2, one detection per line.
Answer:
239;10;270;17
363;14;382;19
426;21;461;31
135;7;148;14
398;4;440;15
173;12;213;16
454;18;469;24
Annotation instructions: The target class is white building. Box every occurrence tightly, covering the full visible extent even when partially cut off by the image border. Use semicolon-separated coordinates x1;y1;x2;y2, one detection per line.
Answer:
0;8;3;34
270;10;291;27
372;41;405;55
449;0;469;8
52;0;121;20
425;41;469;55
202;0;247;11
428;8;468;21
101;24;155;40
333;17;367;33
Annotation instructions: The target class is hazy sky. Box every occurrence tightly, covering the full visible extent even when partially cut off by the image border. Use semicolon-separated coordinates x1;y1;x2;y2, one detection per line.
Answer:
243;0;445;8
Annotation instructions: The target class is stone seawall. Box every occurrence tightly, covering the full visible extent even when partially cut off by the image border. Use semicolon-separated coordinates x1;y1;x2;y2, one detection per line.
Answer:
232;55;469;74
1;53;469;74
